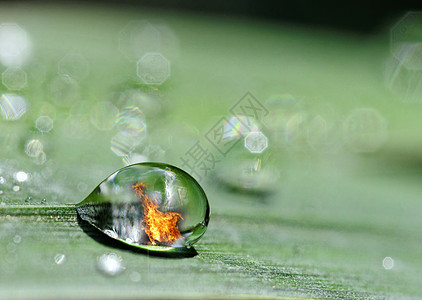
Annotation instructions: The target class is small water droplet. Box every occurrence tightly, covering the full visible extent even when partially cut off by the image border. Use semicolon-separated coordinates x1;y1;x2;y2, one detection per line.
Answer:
25;196;32;203
97;253;124;276
41;198;47;204
12;185;20;192
76;163;210;253
0;176;5;184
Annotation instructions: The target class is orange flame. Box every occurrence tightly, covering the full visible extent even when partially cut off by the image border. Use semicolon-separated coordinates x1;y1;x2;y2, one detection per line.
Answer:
132;182;183;246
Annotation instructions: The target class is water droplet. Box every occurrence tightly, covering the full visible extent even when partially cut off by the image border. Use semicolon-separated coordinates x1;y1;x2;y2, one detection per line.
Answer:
41;198;46;204
12;185;19;192
76;163;210;253
25;196;32;203
0;176;5;184
97;253;124;276
54;253;66;265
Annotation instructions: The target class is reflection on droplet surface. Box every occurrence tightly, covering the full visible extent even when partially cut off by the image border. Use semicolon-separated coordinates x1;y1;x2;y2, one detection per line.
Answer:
104;229;118;239
97;253;124;276
76;163;210;253
0;93;27;120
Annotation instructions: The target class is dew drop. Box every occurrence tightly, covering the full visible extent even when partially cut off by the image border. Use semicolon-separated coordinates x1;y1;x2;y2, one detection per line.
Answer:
12;185;19;192
76;163;210;254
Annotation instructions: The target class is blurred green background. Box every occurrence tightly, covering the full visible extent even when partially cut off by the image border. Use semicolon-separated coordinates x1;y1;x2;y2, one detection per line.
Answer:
0;2;422;299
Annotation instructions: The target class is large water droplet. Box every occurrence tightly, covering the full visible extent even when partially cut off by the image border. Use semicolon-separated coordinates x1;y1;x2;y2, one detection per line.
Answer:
76;163;210;254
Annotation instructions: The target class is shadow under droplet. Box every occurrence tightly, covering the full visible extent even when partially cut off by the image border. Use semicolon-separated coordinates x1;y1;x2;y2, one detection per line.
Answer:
77;214;198;258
